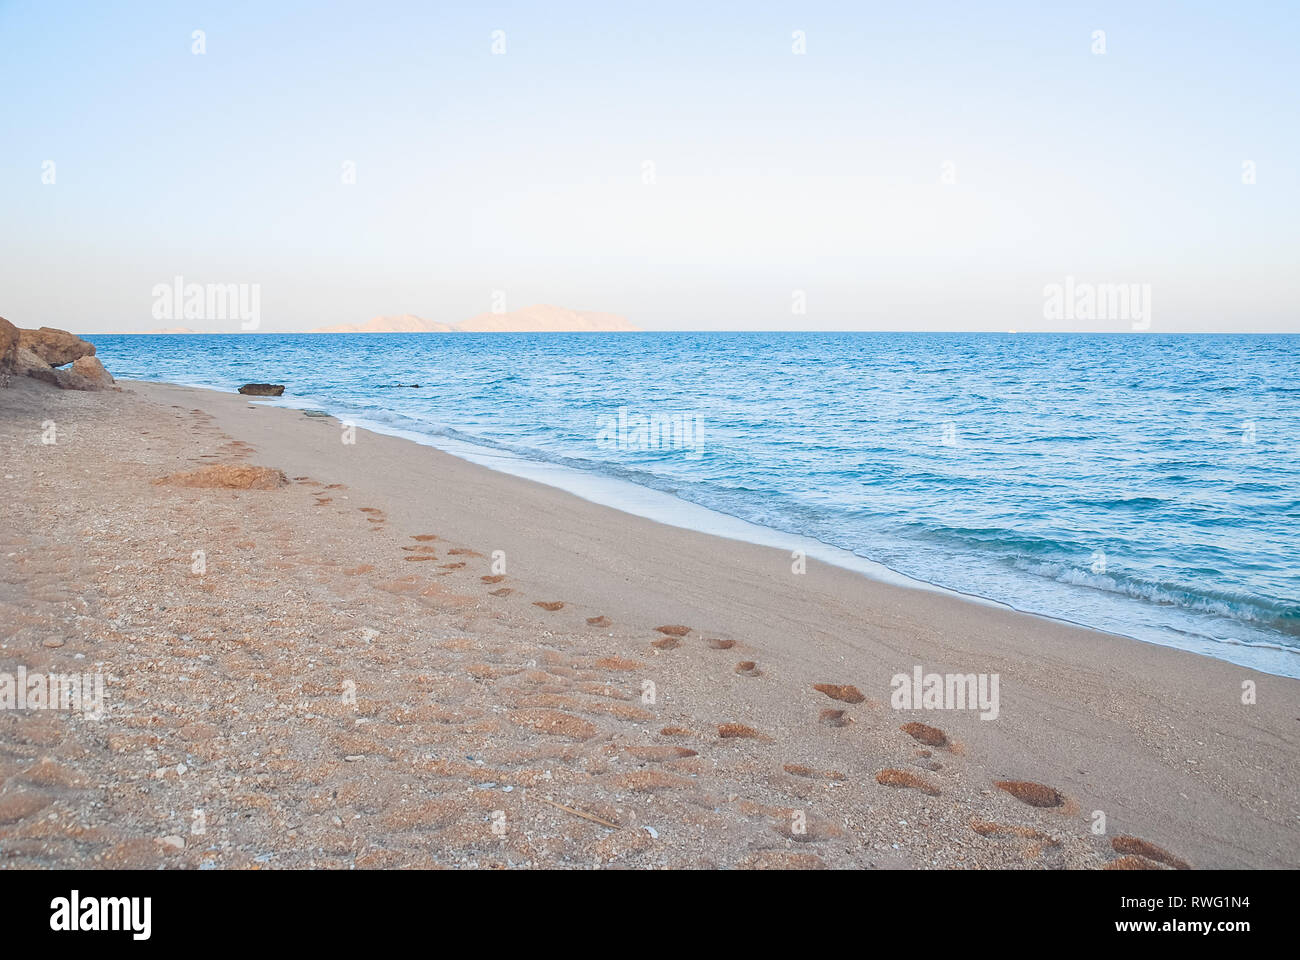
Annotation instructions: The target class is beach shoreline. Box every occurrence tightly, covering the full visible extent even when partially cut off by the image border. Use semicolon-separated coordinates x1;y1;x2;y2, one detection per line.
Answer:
90;331;1300;679
135;373;1300;676
2;377;1296;869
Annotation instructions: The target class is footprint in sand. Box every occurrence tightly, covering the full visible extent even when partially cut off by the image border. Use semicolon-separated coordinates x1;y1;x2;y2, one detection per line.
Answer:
402;546;438;554
650;637;680;650
411;534;438;542
818;709;853;728
447;548;484;557
1111;836;1191;870
593;657;642;671
718;722;764;739
704;637;736;650
586;615;611;627
993;780;1075;813
900;721;950;749
488;588;513;597
875;768;941;795
813;683;866;704
783;764;846;780
734;661;761;677
507;709;597;740
1103;856;1162;870
610;770;692;793
913;749;944;771
439;562;466;570
655;625;691;637
404;556;438;562
481;575;506;584
914;759;944;773
622;745;698;762
533;601;565;612
969;819;1063;863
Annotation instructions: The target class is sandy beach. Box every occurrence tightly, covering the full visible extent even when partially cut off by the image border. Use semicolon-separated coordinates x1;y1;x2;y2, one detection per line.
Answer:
1;376;1296;870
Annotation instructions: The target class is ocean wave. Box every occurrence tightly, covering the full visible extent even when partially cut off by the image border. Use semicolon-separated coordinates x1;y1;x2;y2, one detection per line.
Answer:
1073;495;1166;509
1011;558;1300;636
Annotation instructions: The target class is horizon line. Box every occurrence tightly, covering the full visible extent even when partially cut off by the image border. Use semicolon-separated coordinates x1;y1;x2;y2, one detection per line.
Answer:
80;328;1299;337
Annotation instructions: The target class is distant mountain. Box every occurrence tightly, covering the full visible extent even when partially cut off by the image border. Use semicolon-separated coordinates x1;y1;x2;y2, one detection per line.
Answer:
456;304;638;332
309;314;455;333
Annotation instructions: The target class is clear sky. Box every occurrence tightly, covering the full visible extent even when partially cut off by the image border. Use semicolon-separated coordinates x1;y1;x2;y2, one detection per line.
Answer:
2;0;1296;332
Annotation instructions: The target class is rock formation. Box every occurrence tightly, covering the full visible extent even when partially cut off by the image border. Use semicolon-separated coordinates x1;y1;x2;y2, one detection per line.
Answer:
0;317;18;374
3;321;115;390
14;346;61;385
237;383;285;396
63;356;116;391
18;326;97;367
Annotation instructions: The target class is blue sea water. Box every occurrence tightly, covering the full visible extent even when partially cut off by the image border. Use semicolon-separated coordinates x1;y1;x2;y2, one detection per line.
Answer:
94;332;1300;677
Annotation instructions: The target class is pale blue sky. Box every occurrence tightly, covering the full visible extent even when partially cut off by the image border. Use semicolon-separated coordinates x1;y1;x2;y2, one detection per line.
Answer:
1;0;1296;332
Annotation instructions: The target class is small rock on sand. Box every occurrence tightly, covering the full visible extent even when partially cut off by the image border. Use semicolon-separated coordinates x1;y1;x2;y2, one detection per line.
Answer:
238;383;286;396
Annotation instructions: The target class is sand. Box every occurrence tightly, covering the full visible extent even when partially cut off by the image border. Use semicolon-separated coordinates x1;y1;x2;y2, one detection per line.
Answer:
1;377;1296;869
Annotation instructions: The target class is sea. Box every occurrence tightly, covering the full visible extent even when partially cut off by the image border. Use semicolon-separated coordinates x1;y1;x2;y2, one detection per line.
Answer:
94;332;1300;678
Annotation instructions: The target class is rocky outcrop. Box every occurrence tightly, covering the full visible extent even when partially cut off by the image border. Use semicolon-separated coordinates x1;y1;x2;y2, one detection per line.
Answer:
14;347;116;390
14;346;61;386
0;317;18;375
18;326;96;367
238;383;285;396
6;324;115;390
61;356;116;391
